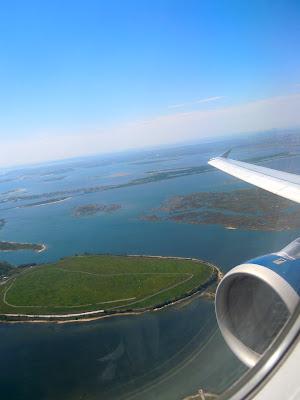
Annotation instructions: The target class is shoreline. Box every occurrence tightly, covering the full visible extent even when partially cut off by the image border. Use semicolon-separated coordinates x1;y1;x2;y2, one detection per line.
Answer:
0;254;223;324
37;243;47;253
18;196;72;208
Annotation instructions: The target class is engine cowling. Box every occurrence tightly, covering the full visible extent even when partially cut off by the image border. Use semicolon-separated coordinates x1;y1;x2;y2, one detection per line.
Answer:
215;238;300;367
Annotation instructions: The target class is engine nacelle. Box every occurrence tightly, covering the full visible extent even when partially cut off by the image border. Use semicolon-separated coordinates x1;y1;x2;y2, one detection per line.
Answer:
215;238;300;367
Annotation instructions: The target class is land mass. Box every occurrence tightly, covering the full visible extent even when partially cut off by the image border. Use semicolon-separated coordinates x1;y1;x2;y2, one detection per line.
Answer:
0;254;219;322
0;241;46;252
142;188;300;231
73;203;121;217
43;176;66;182
131;157;180;165
19;197;71;208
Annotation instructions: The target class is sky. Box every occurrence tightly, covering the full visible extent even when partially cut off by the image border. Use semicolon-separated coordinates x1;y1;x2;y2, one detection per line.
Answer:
0;0;300;167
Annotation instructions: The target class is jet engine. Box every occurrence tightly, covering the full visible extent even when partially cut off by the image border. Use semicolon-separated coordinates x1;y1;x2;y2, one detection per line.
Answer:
215;238;300;367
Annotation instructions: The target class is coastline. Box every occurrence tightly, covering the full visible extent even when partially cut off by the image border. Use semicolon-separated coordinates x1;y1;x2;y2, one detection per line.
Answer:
37;243;47;253
18;196;72;208
0;254;223;324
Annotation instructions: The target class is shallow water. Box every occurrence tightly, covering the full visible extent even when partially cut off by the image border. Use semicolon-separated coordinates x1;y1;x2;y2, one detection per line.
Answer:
0;299;246;400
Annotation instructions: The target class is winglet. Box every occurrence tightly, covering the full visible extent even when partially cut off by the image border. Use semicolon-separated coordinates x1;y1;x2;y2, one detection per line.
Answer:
220;149;232;159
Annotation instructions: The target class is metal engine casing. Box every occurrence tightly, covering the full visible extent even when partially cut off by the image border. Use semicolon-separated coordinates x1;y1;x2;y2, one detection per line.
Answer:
215;239;300;367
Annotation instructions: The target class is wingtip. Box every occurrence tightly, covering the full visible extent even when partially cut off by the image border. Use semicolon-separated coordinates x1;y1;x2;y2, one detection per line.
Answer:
208;148;232;165
220;149;232;159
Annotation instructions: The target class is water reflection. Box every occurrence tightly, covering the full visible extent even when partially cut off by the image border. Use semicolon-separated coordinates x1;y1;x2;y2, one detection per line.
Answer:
0;298;246;400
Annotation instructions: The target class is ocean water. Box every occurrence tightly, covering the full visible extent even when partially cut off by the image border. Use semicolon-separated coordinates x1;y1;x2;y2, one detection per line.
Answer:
0;299;246;400
0;135;299;399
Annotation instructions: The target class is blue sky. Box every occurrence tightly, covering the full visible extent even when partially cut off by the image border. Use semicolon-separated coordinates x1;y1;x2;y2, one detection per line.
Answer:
0;0;299;166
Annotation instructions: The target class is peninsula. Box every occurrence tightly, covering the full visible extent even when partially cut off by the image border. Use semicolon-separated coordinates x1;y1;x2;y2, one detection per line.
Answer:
0;254;219;322
0;241;46;252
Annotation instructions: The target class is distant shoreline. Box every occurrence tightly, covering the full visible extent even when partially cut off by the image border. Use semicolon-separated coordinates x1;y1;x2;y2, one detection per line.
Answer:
18;196;72;208
0;255;222;324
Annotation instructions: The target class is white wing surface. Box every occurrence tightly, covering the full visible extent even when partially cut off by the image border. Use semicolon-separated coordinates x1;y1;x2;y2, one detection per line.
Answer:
208;154;300;204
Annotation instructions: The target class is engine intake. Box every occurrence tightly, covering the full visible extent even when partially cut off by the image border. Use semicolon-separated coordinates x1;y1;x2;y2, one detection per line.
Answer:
215;238;300;367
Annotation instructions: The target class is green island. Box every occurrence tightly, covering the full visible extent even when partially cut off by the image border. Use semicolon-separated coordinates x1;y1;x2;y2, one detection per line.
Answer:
0;241;45;252
0;254;218;322
142;188;300;231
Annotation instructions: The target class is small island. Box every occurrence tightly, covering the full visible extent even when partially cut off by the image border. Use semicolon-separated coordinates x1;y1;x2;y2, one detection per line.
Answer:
43;176;66;182
73;203;121;216
140;214;161;222
0;254;219;322
0;241;46;252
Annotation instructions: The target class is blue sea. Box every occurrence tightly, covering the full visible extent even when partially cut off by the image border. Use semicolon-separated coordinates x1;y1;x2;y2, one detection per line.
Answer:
0;133;299;399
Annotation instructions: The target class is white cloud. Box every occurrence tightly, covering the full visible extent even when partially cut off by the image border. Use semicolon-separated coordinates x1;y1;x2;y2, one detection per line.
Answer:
167;95;224;109
1;93;300;168
195;96;225;103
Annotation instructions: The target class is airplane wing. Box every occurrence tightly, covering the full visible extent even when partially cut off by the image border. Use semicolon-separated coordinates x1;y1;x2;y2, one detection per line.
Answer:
208;151;300;204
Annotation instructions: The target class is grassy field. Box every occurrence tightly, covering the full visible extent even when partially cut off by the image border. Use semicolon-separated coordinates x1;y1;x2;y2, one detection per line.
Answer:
0;255;214;315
